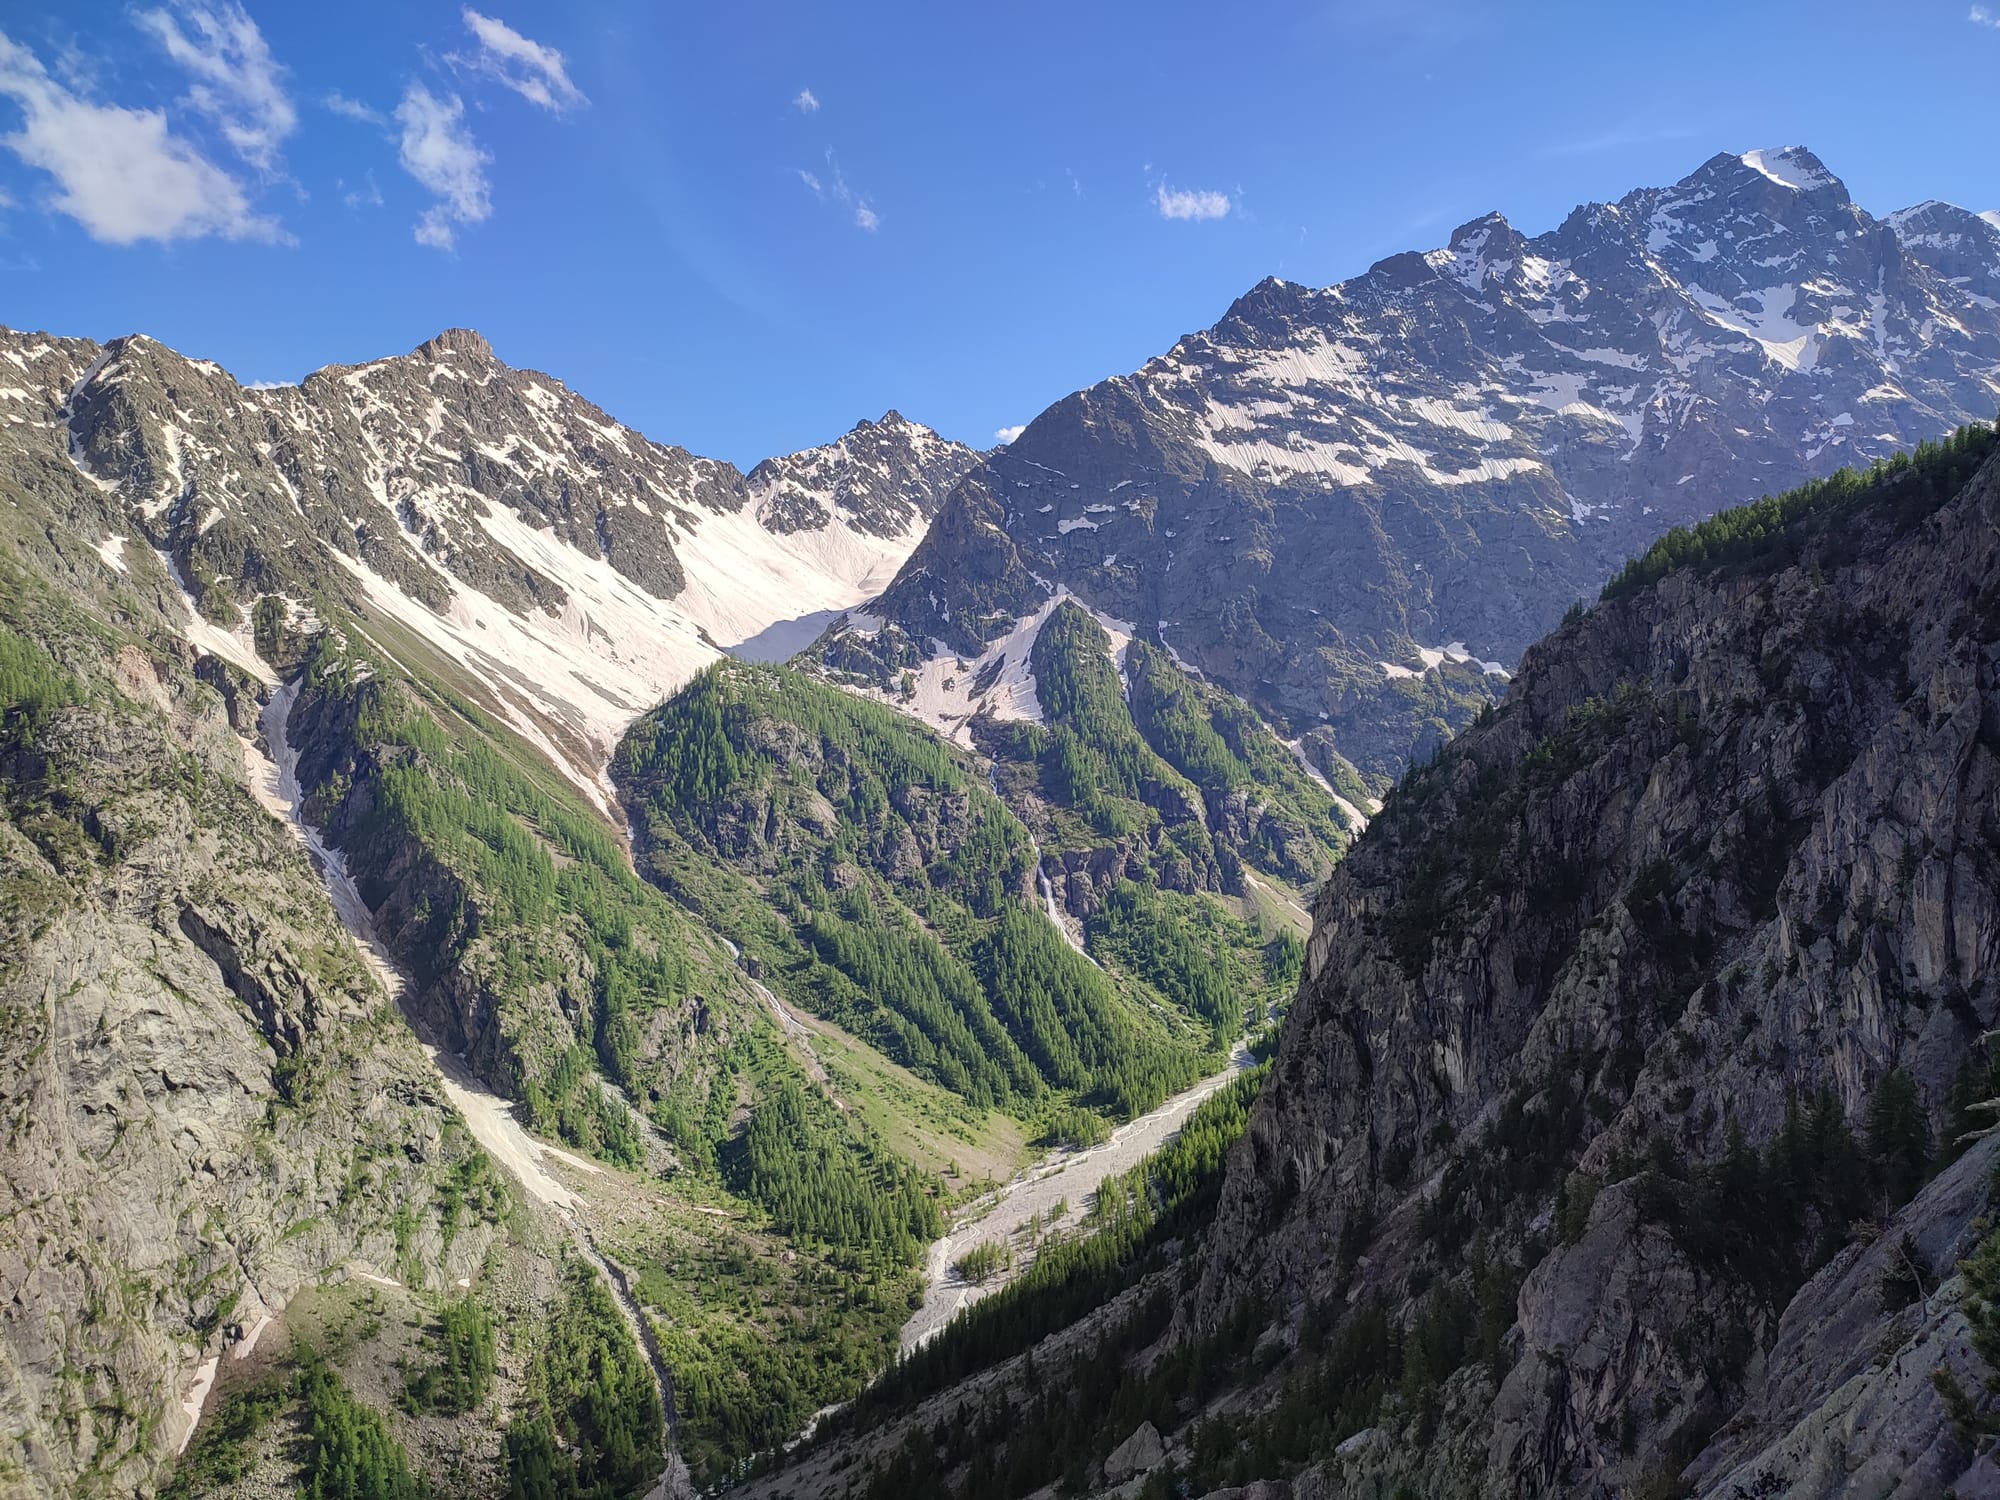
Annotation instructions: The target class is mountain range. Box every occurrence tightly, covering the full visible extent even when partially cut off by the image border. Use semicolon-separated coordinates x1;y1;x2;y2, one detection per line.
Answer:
1;144;1997;1500
835;146;2000;782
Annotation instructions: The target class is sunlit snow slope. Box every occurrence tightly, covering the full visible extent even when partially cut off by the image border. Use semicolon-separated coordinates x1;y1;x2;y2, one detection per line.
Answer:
4;324;977;804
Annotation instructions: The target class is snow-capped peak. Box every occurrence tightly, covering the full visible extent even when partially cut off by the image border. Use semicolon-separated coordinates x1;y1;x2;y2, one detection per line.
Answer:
1739;146;1838;193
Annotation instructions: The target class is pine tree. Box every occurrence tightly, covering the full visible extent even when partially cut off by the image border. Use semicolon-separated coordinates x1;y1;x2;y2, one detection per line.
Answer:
1865;1067;1931;1210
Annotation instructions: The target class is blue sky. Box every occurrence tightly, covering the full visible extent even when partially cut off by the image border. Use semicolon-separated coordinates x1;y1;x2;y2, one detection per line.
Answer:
1;2;1994;468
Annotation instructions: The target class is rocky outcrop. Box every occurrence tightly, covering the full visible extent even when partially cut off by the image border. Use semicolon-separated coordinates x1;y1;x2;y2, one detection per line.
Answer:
0;318;967;801
0;638;497;1497
1688;1135;2000;1499
1104;1420;1166;1482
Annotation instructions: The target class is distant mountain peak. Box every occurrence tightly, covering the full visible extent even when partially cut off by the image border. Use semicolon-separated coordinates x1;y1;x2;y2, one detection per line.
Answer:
414;327;494;362
743;406;980;541
1447;209;1514;248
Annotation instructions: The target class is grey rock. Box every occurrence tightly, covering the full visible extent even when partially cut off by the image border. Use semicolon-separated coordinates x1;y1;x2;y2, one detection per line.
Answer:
1104;1420;1166;1482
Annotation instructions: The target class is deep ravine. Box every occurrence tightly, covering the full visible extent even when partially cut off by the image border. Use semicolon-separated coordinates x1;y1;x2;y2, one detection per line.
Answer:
246;679;695;1498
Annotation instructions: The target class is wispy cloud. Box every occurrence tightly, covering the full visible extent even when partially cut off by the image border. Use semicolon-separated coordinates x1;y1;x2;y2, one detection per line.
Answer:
1539;123;1698;158
323;91;384;126
395;82;490;250
793;87;819;113
0;28;279;244
1972;5;2000;25
340;168;383;209
994;425;1026;444
797;150;878;231
1067;167;1083;198
1155;181;1230;221
452;8;585;112
134;1;295;172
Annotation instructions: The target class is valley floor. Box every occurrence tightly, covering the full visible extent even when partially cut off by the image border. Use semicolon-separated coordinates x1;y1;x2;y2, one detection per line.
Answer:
902;1042;1256;1353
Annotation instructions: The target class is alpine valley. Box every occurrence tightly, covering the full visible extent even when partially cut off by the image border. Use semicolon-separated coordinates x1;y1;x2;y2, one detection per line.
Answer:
2;144;1999;1500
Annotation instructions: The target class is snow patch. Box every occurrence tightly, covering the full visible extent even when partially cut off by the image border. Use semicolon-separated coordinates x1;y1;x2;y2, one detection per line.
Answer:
1740;147;1834;193
94;535;127;574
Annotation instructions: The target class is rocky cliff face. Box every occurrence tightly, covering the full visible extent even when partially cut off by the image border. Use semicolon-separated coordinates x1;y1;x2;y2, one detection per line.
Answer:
842;147;2000;782
1194;434;2000;1495
0;617;499;1498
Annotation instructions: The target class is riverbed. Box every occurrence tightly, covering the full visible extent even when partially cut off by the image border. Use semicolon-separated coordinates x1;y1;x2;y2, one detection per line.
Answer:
900;1041;1255;1352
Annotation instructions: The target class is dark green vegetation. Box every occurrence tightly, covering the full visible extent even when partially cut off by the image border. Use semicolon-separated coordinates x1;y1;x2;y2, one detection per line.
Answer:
1604;419;1998;600
401;1296;497;1416
1612;1071;1943;1305
1124;635;1353;885
614;661;1226;1127
0;624;86;736
504;1263;664;1500
160;1380;288;1500
641;1224;918;1482
1086;882;1243;1044
1936;1204;2000;1448
299;638;715;1168
736;1078;941;1260
777;431;2000;1500
167;1353;430;1500
982;603;1348;894
952;1242;1009;1282
297;1352;430;1500
286;644;937;1483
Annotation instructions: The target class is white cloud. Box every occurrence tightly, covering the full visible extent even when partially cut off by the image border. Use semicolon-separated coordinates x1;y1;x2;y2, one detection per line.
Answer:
454;8;585;112
135;1;295;172
324;91;385;125
797;150;877;231
1155;181;1231;221
1972;5;2000;25
0;29;279;244
395;82;490;250
994;425;1026;444
793;87;819;112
